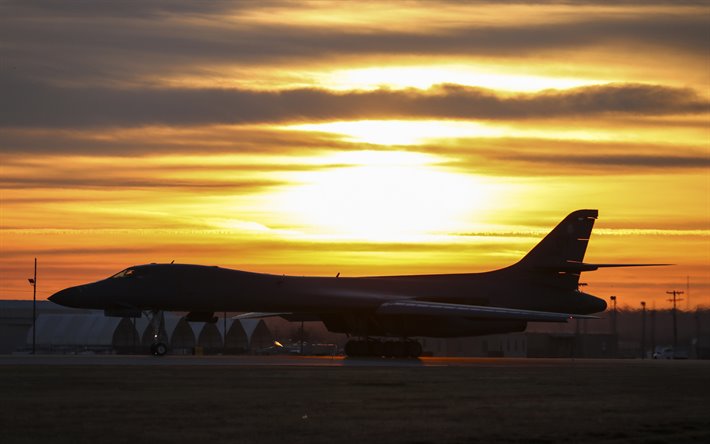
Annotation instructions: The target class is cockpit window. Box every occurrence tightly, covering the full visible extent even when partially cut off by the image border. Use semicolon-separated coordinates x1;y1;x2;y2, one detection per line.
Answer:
111;268;136;279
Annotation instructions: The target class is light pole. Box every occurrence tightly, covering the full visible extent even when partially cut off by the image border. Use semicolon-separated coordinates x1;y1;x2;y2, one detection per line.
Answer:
27;258;37;355
640;301;646;359
610;295;617;357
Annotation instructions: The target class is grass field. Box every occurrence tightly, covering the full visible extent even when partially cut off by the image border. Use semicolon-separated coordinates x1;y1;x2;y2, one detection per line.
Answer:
1;359;709;443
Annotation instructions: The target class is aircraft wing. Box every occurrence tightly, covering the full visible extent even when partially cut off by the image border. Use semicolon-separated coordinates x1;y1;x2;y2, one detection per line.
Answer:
234;298;598;323
233;312;290;320
376;300;597;322
233;312;322;322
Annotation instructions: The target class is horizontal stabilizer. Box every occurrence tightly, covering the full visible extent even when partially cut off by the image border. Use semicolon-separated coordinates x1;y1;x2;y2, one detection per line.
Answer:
376;300;597;323
588;263;672;268
536;262;672;272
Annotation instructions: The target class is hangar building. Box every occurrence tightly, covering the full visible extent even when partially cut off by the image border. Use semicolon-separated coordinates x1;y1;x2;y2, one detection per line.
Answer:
0;300;272;355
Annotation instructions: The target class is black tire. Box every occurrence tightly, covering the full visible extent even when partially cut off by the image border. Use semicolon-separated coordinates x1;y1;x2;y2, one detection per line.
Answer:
345;340;365;357
392;341;407;358
368;340;384;357
407;341;422;358
152;342;168;356
383;341;395;358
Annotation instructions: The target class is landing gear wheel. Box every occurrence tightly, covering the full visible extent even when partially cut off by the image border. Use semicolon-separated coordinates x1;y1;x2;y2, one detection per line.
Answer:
392;341;407;358
151;342;168;356
383;341;395;358
344;340;357;357
345;340;368;357
368;340;384;357
406;341;422;358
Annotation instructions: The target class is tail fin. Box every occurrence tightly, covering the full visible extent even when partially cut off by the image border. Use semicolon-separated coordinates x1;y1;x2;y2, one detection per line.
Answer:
516;209;598;271
512;209;669;290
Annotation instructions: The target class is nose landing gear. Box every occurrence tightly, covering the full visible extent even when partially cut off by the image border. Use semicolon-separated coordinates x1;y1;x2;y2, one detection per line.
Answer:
150;342;168;356
145;309;168;356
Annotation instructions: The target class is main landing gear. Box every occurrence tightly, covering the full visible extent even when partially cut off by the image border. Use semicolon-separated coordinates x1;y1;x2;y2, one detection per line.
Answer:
344;339;422;358
146;309;168;357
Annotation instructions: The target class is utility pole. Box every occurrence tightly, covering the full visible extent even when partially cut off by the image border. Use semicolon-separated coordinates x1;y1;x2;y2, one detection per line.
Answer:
27;258;37;355
666;290;684;356
640;301;646;359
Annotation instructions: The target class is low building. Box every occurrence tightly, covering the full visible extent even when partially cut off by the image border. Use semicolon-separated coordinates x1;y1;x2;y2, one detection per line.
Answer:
0;300;272;355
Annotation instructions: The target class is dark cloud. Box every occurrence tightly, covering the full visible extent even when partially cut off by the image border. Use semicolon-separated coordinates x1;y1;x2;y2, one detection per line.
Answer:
5;0;287;19
0;126;360;154
1;81;706;128
1;2;707;87
0;246;153;258
526;154;710;169
435;137;710;175
0;175;282;191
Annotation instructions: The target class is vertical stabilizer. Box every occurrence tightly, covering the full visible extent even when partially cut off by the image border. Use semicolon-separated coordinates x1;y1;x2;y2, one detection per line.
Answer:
516;209;598;270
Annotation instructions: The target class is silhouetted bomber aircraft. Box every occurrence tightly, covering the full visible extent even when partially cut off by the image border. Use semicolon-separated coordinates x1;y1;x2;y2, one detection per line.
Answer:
50;210;667;357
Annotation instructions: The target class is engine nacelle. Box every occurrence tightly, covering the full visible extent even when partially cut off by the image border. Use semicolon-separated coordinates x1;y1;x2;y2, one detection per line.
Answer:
104;308;141;318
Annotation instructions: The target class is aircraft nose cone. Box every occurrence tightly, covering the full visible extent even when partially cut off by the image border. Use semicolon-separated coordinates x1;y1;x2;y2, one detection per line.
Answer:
48;285;84;308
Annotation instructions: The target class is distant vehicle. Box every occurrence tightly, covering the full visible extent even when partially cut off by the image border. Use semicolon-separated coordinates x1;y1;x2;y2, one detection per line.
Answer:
653;347;689;359
256;343;290;356
258;342;339;356
49;209;667;358
653;347;674;359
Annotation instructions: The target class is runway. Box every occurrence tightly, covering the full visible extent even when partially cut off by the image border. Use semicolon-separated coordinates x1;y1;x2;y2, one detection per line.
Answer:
2;353;707;368
3;355;709;443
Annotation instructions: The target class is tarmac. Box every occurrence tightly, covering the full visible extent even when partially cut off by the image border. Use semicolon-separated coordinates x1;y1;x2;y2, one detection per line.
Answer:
2;353;708;368
3;354;709;443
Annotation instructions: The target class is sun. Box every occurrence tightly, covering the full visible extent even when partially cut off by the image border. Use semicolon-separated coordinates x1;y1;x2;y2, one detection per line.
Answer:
271;151;496;240
287;120;504;145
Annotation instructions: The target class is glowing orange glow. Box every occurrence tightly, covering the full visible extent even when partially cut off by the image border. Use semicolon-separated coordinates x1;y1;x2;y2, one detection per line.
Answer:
0;1;708;310
323;66;601;92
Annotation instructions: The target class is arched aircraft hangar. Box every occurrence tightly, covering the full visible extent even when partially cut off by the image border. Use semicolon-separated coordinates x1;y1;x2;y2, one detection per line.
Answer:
8;303;274;355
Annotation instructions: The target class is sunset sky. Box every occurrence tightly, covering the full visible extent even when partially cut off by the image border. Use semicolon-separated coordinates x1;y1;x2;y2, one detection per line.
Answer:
1;1;708;309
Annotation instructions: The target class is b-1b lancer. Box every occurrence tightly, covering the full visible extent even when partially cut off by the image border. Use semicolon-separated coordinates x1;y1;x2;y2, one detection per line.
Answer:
49;210;665;357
